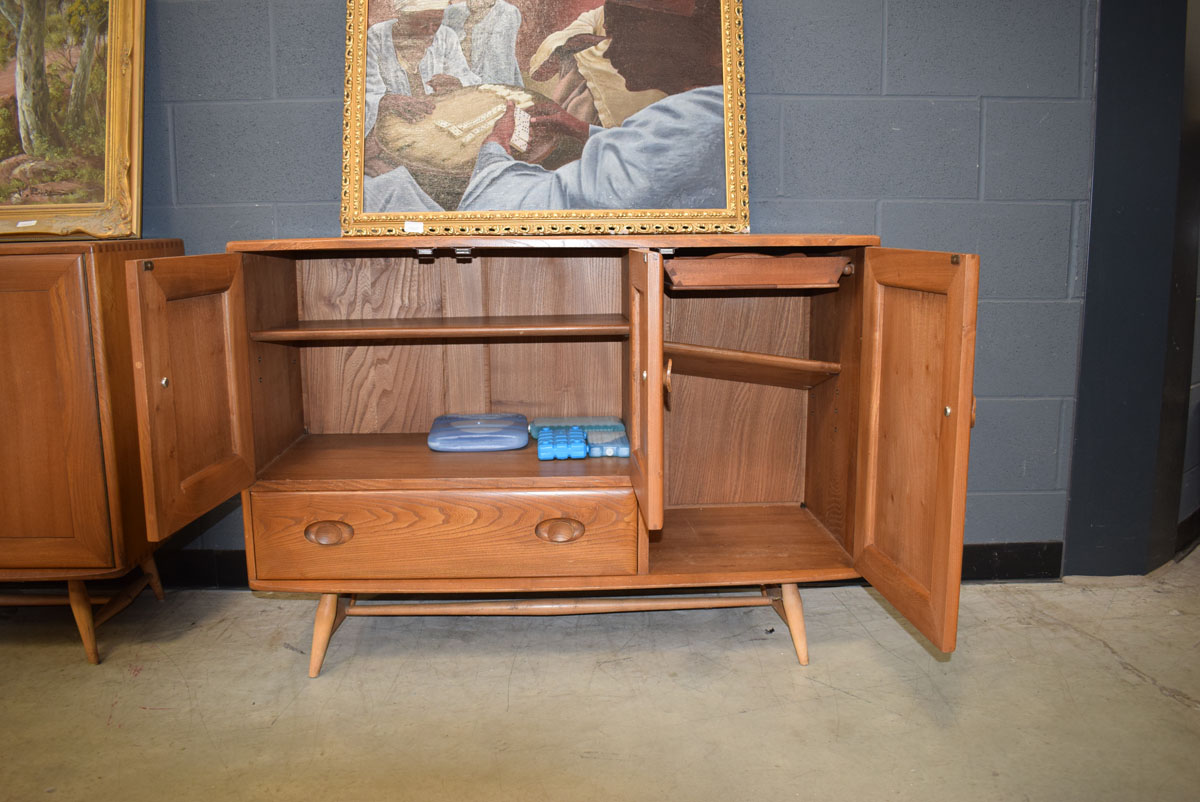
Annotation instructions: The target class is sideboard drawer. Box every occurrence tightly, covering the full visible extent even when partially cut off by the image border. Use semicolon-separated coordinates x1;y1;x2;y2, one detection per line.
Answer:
249;489;638;579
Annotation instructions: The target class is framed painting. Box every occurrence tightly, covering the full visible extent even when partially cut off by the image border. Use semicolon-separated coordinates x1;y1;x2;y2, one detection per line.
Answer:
341;0;747;236
0;0;143;238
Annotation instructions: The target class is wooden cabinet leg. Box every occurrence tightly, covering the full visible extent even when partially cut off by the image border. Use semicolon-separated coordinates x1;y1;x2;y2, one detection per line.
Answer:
140;555;165;601
67;580;99;665
780;583;810;666
309;594;349;678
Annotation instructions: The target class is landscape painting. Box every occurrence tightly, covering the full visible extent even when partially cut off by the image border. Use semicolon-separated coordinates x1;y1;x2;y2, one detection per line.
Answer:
342;0;747;236
0;0;143;238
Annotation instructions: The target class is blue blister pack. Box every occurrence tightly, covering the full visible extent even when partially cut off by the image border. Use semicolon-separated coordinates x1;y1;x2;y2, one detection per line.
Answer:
427;414;529;452
535;426;588;460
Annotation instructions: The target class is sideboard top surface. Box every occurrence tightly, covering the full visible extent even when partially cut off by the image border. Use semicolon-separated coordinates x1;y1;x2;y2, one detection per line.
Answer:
226;234;880;255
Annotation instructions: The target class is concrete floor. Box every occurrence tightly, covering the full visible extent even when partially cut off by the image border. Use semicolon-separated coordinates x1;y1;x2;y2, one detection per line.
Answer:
2;554;1200;802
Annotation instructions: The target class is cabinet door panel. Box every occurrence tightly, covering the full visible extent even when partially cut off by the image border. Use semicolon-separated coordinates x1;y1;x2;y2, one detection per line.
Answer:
625;249;664;529
126;254;255;541
854;247;977;652
0;254;111;568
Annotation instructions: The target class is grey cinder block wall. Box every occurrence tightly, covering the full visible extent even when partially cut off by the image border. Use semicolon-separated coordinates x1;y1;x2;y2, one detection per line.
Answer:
141;0;1099;551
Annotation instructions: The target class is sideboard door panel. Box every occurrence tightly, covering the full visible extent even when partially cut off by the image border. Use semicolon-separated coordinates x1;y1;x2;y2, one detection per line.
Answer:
0;254;112;568
626;249;664;530
853;247;978;652
126;253;255;541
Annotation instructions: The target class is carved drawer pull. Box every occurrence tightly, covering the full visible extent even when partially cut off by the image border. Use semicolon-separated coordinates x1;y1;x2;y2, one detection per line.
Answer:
663;358;673;392
534;518;586;543
304;520;354;546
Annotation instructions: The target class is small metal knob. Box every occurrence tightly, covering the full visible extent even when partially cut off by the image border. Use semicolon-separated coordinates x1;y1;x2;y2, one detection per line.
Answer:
160;377;169;388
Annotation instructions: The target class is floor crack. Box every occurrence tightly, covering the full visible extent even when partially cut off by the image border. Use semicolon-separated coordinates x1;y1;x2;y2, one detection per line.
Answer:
1030;606;1200;711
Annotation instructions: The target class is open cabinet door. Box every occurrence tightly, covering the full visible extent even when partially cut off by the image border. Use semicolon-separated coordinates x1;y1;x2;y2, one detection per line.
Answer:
126;254;255;541
626;249;664;530
854;247;978;651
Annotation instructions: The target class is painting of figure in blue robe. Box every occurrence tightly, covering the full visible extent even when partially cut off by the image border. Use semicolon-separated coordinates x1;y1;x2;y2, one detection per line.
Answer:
360;0;728;215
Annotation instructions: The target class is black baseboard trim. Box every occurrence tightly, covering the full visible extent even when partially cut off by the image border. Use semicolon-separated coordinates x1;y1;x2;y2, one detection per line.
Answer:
961;541;1063;580
1177;510;1200;558
156;549;249;589
150;543;1066;589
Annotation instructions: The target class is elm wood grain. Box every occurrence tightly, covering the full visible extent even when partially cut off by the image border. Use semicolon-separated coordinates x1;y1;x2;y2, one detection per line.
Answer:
299;257;447;434
0;254;111;568
309;593;348;678
805;249;864;552
627;249;664;529
242;253;304;474
253;433;633;490
440;259;489;413
227;234;882;254
663;341;840;390
249;489;638;580
484;254;624;420
853;248;977;653
649;504;855;579
663;289;811;506
92;241;184;568
664;254;850;290
250;314;631;342
126;253;256;540
247;503;861;595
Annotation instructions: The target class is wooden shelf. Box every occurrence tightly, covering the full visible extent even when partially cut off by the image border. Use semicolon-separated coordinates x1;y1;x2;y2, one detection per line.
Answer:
665;254;852;290
648;504;858;583
251;315;630;343
664;341;840;390
254;433;633;491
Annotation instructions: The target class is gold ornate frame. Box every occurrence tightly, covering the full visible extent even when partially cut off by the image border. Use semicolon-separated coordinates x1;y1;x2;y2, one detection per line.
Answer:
341;0;747;236
0;0;144;239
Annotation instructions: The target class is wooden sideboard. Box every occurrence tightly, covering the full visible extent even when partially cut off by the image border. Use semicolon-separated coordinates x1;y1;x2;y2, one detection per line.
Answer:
116;234;977;676
4;234;977;675
0;238;183;662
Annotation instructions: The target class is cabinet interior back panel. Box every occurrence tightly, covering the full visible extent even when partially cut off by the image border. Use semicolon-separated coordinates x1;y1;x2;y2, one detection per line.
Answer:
297;256;623;433
299;258;447;433
664;292;811;506
484;256;623;418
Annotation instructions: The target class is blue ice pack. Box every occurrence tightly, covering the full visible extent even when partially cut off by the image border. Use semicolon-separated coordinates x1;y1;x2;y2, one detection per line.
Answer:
535;426;588;460
427;414;529;452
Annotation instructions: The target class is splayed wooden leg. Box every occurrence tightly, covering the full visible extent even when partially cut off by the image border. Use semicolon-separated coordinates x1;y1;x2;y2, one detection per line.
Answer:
140;555;165;601
309;594;349;678
780;583;809;666
67;580;99;665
